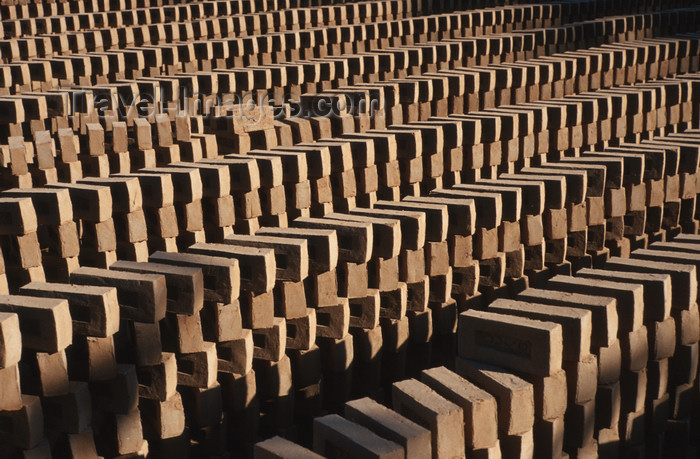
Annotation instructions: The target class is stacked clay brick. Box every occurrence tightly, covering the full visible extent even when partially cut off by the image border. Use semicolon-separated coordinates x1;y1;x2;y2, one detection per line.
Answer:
0;0;700;457
256;234;700;459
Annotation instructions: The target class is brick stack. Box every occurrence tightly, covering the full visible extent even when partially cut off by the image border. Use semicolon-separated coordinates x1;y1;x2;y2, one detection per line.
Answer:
2;188;79;282
263;239;699;458
78;176;149;262
1;0;700;457
0;197;43;290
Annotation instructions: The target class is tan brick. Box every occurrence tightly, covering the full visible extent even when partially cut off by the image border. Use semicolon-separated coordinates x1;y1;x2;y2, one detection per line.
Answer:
345;397;431;459
255;436;323;459
488;298;591;362
0;295;71;353
421;366;498;450
314;414;403;459
70;267;166;324
458;310;563;377
455;357;534;437
392;378;465;458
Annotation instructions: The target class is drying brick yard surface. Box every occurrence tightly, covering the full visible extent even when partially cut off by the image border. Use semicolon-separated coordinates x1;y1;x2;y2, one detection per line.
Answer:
0;0;699;457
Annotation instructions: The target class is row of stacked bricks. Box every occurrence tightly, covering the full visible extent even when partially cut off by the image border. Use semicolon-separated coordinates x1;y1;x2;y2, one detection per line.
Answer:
0;0;693;138
1;120;697;454
243;112;698;455
0;1;636;198
239;22;697;455
1;5;700;233
1;0;700;458
260;233;699;458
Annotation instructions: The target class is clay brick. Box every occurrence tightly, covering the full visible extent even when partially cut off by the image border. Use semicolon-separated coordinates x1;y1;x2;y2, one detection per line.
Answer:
378;282;407;320
271;280;306;320
620;366;647;414
91;364;138;414
286;308;317;350
316;299;350;340
331;212;401;259
46;182;112;222
345;397;431;459
523;169;587;229
370;255;400;291
431;188;502;229
148;251;240;305
224;233;309;283
633;247;700;286
243;154;284;189
564;398;596;449
421;366;498;450
239;291;275;328
20;348;69;397
109;260;204;315
95;409;145;456
62;430;100;458
0;364;21;411
673;302;700;346
392;378;465;458
70;267;166;324
305;269;340;308
141;167;202;203
78;176;142;214
187;242;275;294
115;320;160;367
458;309;563;377
292;216;372;264
21;282;119;338
137;352;177;401
42;381;91;434
604;256;696;310
160;311;204;354
3;187;73;226
0;395;44;449
455;358;534;437
488;298;592;362
177;341;217;388
313;414;403;459
670;341;699;386
255;436;323;459
252;317;286;361
546;275;643;335
0;197;37;235
562;354;598;404
0;295;71;353
533;416;564;459
455;183;521;224
139;391;186;442
117;172;174;208
500;429;534;459
374;200;448;243
499;173;566;211
525;367;568;421
400;246;427;284
217;327;253;373
257;226;338;274
425;241;450;277
348;291;380;330
596;382;621;435
577;268;671;324
595;338;623;385
0;311;21;368
404;195;476;237
405;301;433;343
